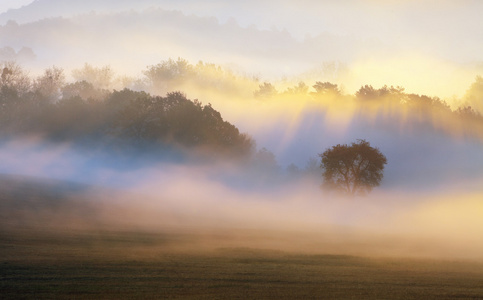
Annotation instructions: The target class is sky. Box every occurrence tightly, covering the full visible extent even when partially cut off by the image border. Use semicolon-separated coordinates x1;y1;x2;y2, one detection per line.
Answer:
1;0;482;98
0;0;33;14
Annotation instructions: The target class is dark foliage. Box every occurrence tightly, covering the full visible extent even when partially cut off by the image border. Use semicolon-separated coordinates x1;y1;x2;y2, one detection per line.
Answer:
455;106;483;121
254;82;278;98
319;139;387;196
0;83;254;158
312;81;340;96
111;91;254;156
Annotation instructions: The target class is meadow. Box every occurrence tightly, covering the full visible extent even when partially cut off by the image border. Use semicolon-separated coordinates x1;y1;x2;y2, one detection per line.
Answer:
1;177;483;299
2;229;483;299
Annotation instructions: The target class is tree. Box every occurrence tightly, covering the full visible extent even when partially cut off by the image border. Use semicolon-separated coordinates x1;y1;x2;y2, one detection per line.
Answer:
254;82;277;98
312;81;340;96
355;85;379;100
355;85;405;102
463;75;483;114
34;66;65;102
144;58;194;94
0;61;31;96
319;139;387;196
72;63;114;90
283;81;308;95
62;80;108;101
455;105;482;121
112;91;254;157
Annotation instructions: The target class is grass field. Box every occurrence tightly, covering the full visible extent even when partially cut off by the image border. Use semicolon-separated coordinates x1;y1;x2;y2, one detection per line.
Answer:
2;229;483;299
1;176;483;299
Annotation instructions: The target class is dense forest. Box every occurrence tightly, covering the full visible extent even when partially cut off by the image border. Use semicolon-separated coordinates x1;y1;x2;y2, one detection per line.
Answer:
1;59;482;172
0;61;256;160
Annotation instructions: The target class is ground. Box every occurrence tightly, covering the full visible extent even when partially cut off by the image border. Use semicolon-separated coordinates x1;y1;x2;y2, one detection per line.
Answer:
1;176;483;299
1;229;483;299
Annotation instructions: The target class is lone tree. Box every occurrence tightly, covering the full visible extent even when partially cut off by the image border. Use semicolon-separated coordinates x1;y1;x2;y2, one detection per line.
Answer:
319;139;387;196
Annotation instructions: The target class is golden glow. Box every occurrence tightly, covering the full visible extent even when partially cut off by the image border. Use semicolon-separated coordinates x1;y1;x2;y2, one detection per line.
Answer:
348;55;480;100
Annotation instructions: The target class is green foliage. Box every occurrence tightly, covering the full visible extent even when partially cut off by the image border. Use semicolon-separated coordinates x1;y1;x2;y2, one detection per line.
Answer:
320;139;387;196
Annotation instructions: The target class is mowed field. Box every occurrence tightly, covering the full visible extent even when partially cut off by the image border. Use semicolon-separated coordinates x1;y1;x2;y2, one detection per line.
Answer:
1;176;483;299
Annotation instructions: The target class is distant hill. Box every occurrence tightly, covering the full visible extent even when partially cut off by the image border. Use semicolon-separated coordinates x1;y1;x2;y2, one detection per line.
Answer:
0;0;367;78
0;0;165;24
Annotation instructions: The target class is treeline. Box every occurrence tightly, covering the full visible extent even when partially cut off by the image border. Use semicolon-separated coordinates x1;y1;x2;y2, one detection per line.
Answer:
1;59;483;162
132;58;483;124
255;80;483;120
0;62;254;159
142;58;483;121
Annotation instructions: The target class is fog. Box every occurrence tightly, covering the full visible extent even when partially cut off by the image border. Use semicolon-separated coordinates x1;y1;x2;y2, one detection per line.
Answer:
1;122;482;260
0;0;33;14
1;0;483;97
0;0;483;261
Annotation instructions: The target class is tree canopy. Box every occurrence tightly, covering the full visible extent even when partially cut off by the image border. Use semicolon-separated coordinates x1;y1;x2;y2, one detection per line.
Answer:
0;63;255;159
319;139;387;196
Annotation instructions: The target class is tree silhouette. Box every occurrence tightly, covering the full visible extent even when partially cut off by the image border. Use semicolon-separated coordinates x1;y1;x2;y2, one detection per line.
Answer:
319;139;387;196
72;63;114;90
62;80;108;101
312;81;340;96
144;58;194;94
112;91;254;157
34;66;65;102
0;61;31;97
254;82;277;98
455;106;482;121
283;81;308;95
463;76;483;114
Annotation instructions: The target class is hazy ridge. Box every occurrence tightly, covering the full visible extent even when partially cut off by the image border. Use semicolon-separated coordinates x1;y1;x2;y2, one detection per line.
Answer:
1;0;482;96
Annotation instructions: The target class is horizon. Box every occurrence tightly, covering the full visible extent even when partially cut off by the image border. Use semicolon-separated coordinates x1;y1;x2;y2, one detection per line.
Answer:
0;1;482;98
